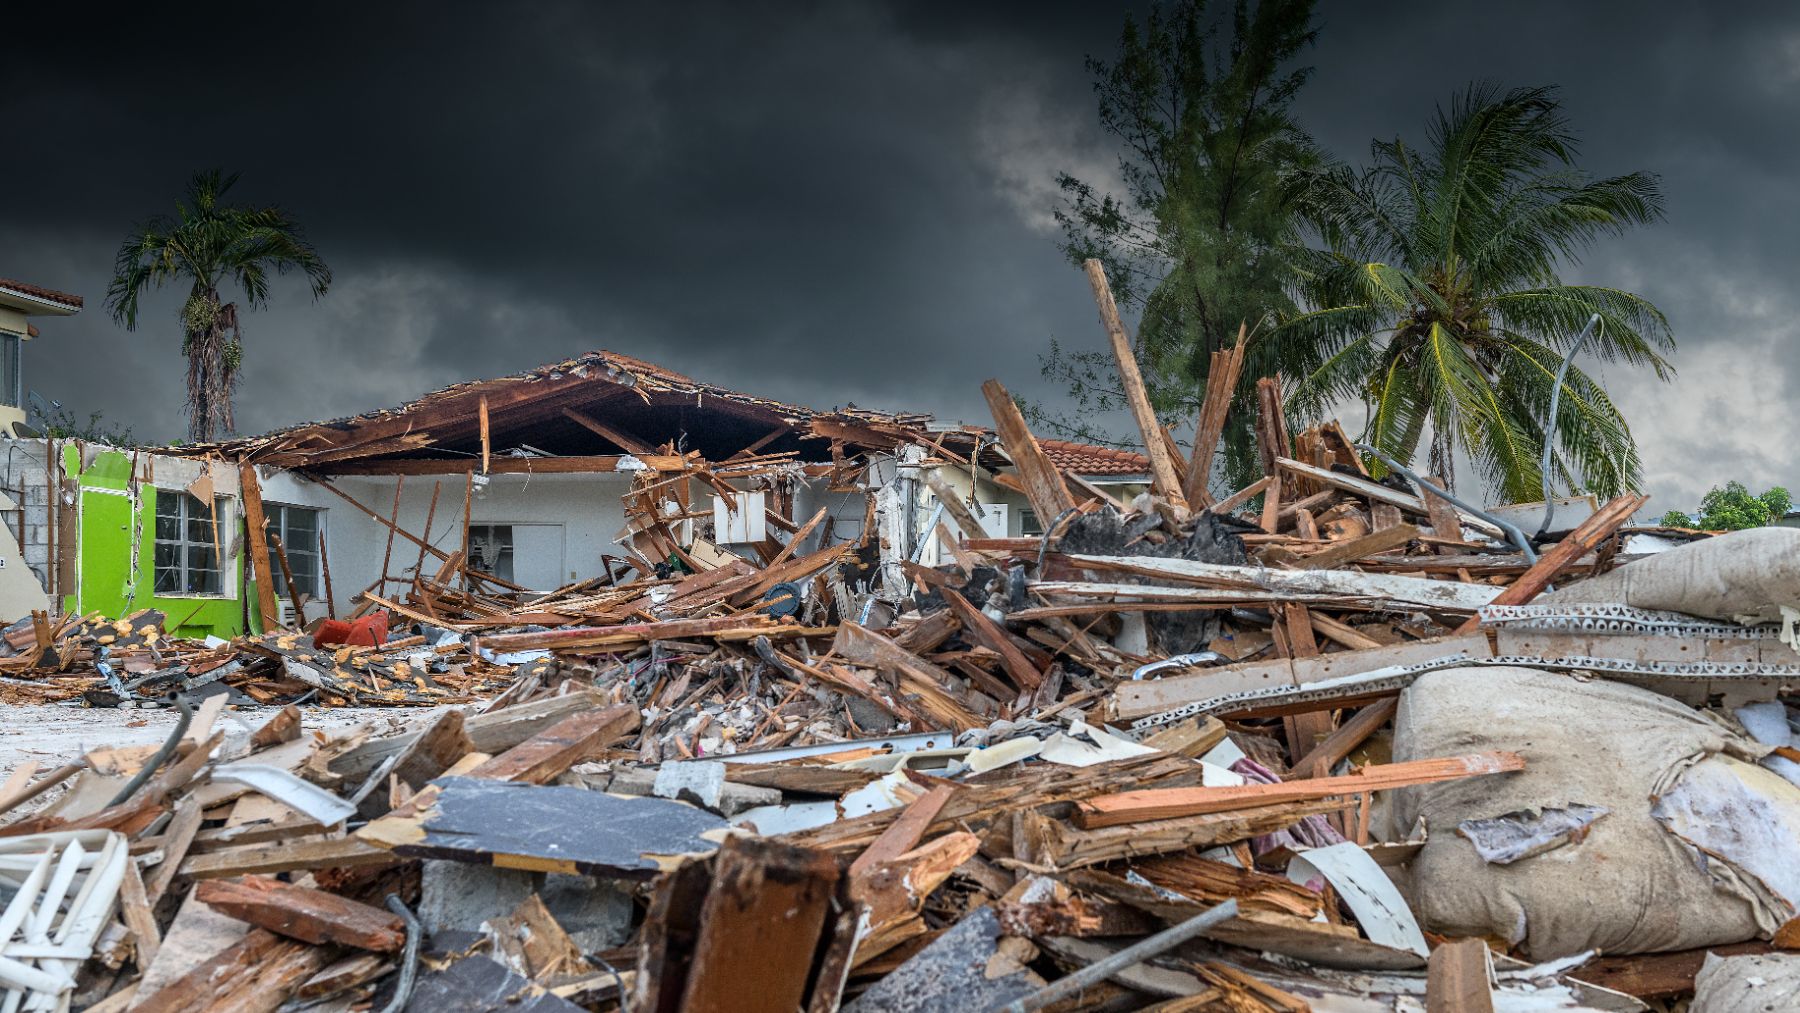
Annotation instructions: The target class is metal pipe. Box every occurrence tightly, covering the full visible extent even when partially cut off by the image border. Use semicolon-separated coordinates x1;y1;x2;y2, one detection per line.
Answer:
1537;313;1602;540
378;895;422;1013
1034;507;1081;574
104;695;193;808
994;899;1240;1013
1353;444;1538;563
1132;651;1223;681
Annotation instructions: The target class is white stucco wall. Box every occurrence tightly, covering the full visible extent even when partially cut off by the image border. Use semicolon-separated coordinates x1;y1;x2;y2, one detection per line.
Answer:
259;469;635;618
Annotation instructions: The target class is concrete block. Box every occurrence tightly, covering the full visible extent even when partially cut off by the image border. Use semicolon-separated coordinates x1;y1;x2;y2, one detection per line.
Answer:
540;873;635;952
418;859;539;937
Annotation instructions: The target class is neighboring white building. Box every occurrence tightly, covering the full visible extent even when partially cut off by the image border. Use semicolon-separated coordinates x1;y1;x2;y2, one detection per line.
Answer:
0;276;83;435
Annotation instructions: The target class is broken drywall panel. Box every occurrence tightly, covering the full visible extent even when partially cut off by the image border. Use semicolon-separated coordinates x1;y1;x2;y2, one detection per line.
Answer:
1457;805;1610;865
1286;842;1430;957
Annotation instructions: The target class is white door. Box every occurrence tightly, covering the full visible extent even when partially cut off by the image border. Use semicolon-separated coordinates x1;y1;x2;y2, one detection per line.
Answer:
507;523;565;591
495;523;565;592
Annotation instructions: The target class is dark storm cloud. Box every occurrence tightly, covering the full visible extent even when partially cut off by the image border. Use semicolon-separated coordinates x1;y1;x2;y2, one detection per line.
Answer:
3;2;1797;508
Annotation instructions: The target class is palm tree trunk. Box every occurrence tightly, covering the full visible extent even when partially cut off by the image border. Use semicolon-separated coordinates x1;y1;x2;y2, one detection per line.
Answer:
185;328;209;444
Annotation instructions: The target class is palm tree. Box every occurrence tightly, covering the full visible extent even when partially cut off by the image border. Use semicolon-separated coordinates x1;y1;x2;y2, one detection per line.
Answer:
1279;85;1673;501
107;171;331;442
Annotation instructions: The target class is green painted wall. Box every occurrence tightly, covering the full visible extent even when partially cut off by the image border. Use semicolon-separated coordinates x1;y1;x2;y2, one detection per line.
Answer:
61;445;266;638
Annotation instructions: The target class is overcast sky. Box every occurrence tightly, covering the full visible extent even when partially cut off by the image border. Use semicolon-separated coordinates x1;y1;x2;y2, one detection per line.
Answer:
3;2;1794;511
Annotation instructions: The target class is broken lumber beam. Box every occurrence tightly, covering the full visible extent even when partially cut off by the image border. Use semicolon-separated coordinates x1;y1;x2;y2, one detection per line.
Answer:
196;875;406;952
981;378;1076;522
1254;376;1290;478
1289;698;1399;780
562;406;654;455
464;704;639;784
329;690;617;782
1427;938;1496;1013
833;623;985;732
239;463;281;632
131;928;329;1013
180;835;399;880
1210;476;1273;517
940;588;1041;691
1073;751;1525;829
1294;524;1419;570
1083;258;1188;513
637;835;851;1013
1454;492;1648;633
923;474;990;542
1185;324;1247;507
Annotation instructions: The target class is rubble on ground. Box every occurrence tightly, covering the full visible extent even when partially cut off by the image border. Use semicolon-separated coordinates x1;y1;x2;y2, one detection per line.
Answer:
1;280;1795;1010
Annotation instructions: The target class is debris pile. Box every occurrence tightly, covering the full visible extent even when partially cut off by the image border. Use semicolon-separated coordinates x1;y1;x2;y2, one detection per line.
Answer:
1;268;1796;1010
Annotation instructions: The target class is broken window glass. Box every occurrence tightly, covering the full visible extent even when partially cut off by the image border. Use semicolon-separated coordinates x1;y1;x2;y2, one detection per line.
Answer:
264;503;325;599
153;491;223;595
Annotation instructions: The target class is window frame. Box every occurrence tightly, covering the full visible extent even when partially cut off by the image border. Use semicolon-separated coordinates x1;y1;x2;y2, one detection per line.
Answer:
263;503;325;601
153;491;227;598
466;523;516;583
0;331;20;409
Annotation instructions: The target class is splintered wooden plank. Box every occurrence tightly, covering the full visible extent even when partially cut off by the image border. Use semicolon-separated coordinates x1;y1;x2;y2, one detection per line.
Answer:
1295;524;1419;571
239;463;280;631
1278;457;1427;514
1186;326;1248;507
1427;938;1496;1013
132;928;328;1013
832;623;985;733
197;875;406;952
1073;752;1525;829
144;796;204;904
1210;476;1273;517
120;857;162;970
1083;259;1188;512
1422;475;1463;543
328;690;615;782
180;835;399;880
389;708;474;789
849;785;959;879
982;378;1076;522
1254;376;1290;478
681;836;844;1012
248;705;302;750
940;589;1041;691
463;704;639;784
923;474;990;542
1290;698;1399;780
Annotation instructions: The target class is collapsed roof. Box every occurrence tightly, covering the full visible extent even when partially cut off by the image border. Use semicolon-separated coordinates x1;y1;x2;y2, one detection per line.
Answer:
170;349;1102;477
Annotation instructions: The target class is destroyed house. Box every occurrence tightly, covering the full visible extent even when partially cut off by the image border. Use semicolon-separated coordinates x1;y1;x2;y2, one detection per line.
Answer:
3;350;1148;636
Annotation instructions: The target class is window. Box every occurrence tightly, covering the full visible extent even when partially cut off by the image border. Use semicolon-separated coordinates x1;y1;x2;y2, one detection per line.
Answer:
0;333;19;408
154;492;224;595
264;504;324;599
1019;508;1043;537
467;524;514;582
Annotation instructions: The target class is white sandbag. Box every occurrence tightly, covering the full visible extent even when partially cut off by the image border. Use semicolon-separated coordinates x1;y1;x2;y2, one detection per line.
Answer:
1542;527;1800;623
1388;666;1783;958
1692;953;1800;1013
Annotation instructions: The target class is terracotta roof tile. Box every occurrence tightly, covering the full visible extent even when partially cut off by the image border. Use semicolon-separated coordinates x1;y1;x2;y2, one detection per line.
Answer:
1037;439;1149;477
0;278;83;309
